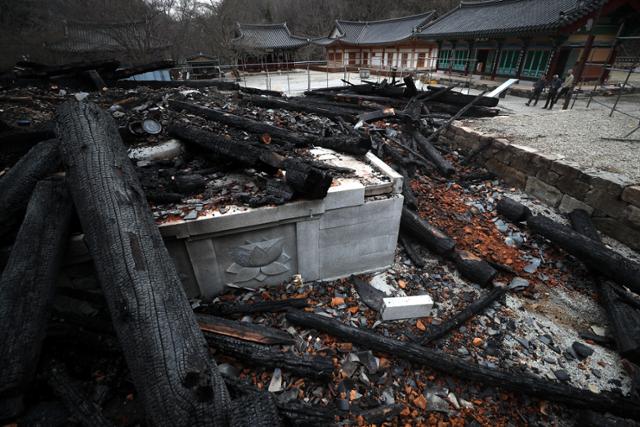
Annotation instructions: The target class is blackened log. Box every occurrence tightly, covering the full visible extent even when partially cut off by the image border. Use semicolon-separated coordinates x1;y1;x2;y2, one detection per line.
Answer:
114;79;239;90
110;60;175;80
353;275;385;312
497;197;532;223
322;92;407;109
410;128;455;177
426;85;499;107
85;70;107;91
229;393;282;427
452;249;498;286
399;234;426;268
599;282;640;363
285;310;640;420
420;90;490;148
168;100;370;155
55;101;230;426
239;86;284;97
424;101;499;118
420;285;506;345
568;209;640;364
0;178;72;421
46;362;114;427
204;334;334;380
295;97;372;113
146;191;183;204
578;410;640;427
168;124;332;199
221;375;337;426
208;298;308;316
568;209;601;242
172;173;206;194
527;215;640;295
403;76;418;97
0;139;59;239
0;124;55;158
242;95;357;122
400;207;456;256
282;158;333;199
196;313;294;345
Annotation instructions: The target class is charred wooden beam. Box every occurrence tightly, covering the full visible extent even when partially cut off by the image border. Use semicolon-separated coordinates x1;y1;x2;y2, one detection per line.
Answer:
497;197;532;223
168;100;370;155
285;310;640;420
205;334;334;380
568;209;640;364
0;139;60;240
420;285;506;345
241;95;356;122
46;362;114;427
420;90;490;147
207;298;308;316
400;207;456;256
527;215;640;295
426;85;499;107
0;178;73;421
229;392;282;427
196;313;294;345
168;124;333;199
114;79;239;91
56;101;230;426
410;127;455;177
452;249;498;287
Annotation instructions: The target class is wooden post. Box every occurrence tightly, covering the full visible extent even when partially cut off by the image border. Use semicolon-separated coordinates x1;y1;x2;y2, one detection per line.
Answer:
516;39;529;79
0;178;73;420
55;101;230;426
491;41;503;80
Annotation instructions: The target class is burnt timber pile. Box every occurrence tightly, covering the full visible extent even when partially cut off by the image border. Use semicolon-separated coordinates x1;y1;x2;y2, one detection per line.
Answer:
1;60;640;426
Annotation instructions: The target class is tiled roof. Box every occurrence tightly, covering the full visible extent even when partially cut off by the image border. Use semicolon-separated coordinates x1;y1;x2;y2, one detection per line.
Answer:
419;0;605;38
48;21;169;54
317;11;435;46
233;23;309;50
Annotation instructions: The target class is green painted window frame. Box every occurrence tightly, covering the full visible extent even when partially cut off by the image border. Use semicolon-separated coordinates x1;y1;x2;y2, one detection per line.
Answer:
438;49;451;69
497;49;519;76
485;50;496;73
521;49;551;78
451;49;469;71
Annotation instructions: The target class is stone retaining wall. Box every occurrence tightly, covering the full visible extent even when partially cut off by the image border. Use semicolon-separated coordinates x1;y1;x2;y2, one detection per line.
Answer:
440;125;640;250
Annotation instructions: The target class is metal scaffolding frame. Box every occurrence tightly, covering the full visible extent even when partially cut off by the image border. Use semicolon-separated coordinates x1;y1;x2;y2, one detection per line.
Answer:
569;32;640;142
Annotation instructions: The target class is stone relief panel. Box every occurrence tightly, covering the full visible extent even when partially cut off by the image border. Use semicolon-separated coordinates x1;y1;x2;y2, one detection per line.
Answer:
213;223;297;289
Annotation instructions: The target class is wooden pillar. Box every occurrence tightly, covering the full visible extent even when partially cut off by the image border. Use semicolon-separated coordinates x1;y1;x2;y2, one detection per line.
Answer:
436;40;442;71
464;40;475;75
574;35;595;84
516;38;530;79
491;41;503;80
546;37;566;78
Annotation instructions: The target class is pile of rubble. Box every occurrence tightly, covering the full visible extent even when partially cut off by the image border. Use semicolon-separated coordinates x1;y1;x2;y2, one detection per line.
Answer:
1;61;640;427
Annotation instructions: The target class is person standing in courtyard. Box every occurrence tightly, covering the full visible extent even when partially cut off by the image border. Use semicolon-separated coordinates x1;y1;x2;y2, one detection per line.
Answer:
526;75;547;106
554;68;575;109
542;74;562;109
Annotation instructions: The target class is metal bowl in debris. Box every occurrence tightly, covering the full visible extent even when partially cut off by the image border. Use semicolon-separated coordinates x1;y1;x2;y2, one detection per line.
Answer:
142;119;162;135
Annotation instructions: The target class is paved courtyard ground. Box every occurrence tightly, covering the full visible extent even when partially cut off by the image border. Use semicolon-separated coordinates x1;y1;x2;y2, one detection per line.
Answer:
464;92;640;184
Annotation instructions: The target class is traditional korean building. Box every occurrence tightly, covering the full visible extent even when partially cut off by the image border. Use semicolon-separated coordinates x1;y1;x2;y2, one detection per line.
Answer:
232;23;310;69
47;20;171;65
418;0;640;82
314;12;438;73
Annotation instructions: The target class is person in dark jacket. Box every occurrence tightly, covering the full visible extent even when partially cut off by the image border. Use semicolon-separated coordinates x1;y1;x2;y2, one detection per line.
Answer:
542;74;562;109
525;76;547;106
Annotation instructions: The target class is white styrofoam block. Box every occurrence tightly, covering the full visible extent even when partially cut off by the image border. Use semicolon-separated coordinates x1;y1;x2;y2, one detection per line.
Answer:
381;295;433;321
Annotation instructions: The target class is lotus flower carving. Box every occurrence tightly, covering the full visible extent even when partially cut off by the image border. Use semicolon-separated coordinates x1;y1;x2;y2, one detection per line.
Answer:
226;237;290;283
